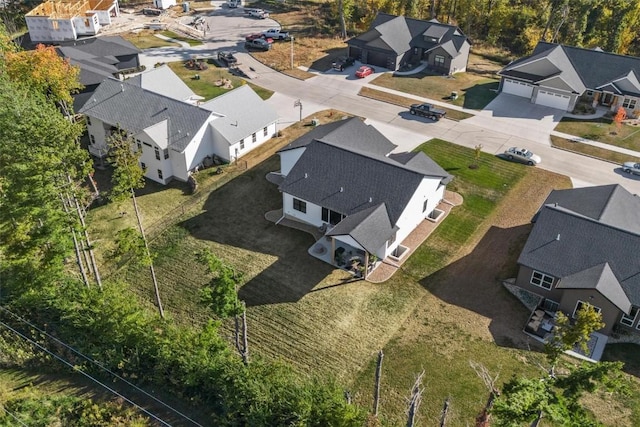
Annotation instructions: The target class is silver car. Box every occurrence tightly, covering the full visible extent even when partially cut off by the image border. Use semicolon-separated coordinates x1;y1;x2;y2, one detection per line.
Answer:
504;147;541;166
622;161;640;175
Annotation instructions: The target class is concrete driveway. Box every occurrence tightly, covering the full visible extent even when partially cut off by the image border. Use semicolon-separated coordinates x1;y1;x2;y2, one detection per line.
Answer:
463;93;565;146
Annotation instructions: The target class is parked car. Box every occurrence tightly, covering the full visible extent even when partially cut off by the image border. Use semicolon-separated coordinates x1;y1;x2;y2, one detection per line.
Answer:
245;33;273;43
217;51;237;66
355;65;375;78
409;103;447;121
248;9;268;18
261;28;290;40
622;161;640;175
245;38;271;51
503;147;542;165
332;56;355;71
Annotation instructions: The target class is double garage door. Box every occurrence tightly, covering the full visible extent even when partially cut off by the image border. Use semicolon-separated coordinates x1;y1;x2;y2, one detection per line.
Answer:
502;78;533;98
535;89;571;111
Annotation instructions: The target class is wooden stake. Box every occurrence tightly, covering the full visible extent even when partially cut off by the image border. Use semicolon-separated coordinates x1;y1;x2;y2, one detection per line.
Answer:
374;350;384;417
406;370;424;427
241;302;249;365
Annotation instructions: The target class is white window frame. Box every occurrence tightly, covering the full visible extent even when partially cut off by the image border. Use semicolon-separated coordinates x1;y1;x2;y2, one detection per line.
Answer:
157;169;163;180
240;140;245;150
154;147;160;160
163;148;169;159
572;300;601;319
263;126;268;137
530;270;554;290
434;54;445;67
621;306;639;327
623;98;637;109
252;133;257;143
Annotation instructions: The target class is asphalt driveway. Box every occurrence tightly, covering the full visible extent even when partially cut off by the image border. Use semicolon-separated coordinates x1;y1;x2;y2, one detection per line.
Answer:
462;93;565;146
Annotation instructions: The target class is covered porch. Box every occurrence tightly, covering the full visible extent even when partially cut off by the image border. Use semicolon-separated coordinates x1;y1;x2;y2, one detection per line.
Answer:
309;234;380;279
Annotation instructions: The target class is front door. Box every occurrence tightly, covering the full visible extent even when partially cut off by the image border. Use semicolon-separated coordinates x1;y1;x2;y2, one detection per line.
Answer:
601;93;614;106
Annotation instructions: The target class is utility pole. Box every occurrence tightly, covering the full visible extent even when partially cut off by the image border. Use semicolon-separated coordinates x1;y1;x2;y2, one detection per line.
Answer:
294;99;302;122
290;35;294;69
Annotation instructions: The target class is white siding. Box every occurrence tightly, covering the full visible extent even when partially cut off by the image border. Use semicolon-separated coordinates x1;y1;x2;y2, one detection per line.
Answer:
502;78;534;98
282;193;323;226
534;89;571;110
86;117;109;157
181;122;215;181
334;235;364;251
279;148;306;176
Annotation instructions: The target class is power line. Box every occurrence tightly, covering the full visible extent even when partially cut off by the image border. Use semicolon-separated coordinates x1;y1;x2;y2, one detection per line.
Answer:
0;307;203;427
0;406;29;427
0;319;172;427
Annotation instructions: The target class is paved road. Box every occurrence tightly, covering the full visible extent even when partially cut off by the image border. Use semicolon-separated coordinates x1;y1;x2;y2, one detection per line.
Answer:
134;8;640;195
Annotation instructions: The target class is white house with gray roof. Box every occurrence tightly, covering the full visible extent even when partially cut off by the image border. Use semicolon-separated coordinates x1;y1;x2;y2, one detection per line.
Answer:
80;75;278;185
499;42;640;113
515;184;640;351
272;117;451;278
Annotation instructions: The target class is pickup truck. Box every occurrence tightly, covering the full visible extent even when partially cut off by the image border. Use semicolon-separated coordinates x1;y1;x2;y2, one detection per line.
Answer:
261;28;290;40
409;103;446;121
331;56;355;71
217;51;237;66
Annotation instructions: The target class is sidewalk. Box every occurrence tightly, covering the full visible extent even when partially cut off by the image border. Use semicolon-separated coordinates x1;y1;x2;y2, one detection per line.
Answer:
154;34;191;48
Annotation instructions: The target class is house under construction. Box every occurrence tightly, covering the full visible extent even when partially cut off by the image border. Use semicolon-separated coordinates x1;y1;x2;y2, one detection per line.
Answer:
26;0;120;42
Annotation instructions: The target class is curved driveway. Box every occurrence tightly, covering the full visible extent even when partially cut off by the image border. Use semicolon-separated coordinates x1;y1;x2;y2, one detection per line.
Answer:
137;8;640;195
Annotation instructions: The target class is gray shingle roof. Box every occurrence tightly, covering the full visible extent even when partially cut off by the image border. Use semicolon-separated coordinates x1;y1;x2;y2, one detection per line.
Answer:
279;139;449;225
327;203;397;253
519;204;640;308
200;85;278;145
127;65;202;102
557;263;631;313
347;12;469;58
503;41;640;94
539;184;640;234
79;78;212;152
57;35;140;58
278;117;397;156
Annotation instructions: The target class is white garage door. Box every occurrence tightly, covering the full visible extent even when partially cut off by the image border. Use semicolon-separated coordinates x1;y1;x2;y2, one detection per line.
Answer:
536;90;571;110
502;78;533;98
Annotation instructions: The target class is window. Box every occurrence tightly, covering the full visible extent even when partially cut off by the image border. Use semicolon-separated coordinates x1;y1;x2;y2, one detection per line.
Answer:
157;169;163;180
155;147;160;160
252;133;257;143
621;307;639;327
263;126;268;137
623;98;637;109
163;148;169;159
530;271;554;290
86;116;91;126
52;21;59;30
90;135;96;145
585;90;594;96
322;207;344;225
240;140;245;150
137;142;142;151
423;199;428;212
434;54;445;67
573;300;601;319
293;198;306;213
140;162;146;171
542;299;559;312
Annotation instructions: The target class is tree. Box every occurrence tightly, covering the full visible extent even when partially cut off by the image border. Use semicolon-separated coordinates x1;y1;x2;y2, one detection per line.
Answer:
545;302;604;375
196;249;243;318
0;74;90;291
107;129;165;319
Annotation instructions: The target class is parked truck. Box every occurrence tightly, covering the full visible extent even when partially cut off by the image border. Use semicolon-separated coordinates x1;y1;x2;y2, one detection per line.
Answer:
261;28;290;40
409;103;447;121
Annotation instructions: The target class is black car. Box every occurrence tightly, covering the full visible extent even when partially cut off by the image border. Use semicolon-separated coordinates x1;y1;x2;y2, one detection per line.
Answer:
332;56;355;71
244;39;271;51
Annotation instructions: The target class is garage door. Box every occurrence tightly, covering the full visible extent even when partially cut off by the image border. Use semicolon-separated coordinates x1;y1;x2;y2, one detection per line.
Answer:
536;90;571;110
367;50;388;68
502;78;533;98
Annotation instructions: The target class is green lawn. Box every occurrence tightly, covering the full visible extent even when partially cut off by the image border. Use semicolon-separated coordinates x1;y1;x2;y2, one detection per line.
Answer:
160;30;203;46
371;71;500;110
551;135;640;164
121;30;178;49
555;117;640;151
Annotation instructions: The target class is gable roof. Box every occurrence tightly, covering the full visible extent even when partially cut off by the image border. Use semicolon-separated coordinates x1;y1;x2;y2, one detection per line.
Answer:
278;117;397;156
557;263;631;313
539;184;640;234
200;84;278;144
79;78;213;152
347;12;469;58
327;203;397;254
519;203;640;308
127;65;203;103
57;36;140;59
502;42;640;95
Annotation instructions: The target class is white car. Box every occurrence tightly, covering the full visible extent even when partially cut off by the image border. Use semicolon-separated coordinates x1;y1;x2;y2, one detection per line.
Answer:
248;9;268;18
503;147;541;166
622;161;640;175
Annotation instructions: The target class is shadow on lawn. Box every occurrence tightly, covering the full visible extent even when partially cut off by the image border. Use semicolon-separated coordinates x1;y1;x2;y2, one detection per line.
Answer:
419;224;542;351
179;156;333;307
461;81;500;110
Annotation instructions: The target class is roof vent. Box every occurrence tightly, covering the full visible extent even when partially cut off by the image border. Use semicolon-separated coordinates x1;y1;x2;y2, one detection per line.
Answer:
369;197;373;203
187;132;190;137
556;233;561;241
304;173;308;178
340;187;344;193
120;84;124;92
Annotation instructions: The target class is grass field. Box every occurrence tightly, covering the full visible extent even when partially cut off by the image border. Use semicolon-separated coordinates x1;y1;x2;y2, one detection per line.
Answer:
160;30;203;46
121;30;178;49
551;135;640;164
555;117;640;151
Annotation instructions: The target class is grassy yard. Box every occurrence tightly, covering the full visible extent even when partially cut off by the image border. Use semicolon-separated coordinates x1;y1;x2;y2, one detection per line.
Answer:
359;87;473;121
160;30;203;46
166;61;274;101
555;117;640;151
551;135;640;164
370;71;500;110
121;30;178;49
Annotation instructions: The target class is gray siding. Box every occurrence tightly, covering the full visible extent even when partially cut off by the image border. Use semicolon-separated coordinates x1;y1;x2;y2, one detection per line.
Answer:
558;289;618;335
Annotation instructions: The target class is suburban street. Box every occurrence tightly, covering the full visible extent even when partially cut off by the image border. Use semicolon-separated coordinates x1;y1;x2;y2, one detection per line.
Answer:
127;5;640;195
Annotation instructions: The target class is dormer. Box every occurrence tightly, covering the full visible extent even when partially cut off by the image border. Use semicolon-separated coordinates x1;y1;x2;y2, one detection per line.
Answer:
423;25;448;44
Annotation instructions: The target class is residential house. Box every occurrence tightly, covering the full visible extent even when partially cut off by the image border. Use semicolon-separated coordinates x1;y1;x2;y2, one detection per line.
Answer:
55;35;141;111
127;65;204;105
499;41;640;114
26;0;120;42
514;184;640;345
346;12;470;74
80;74;278;185
273;117;451;277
